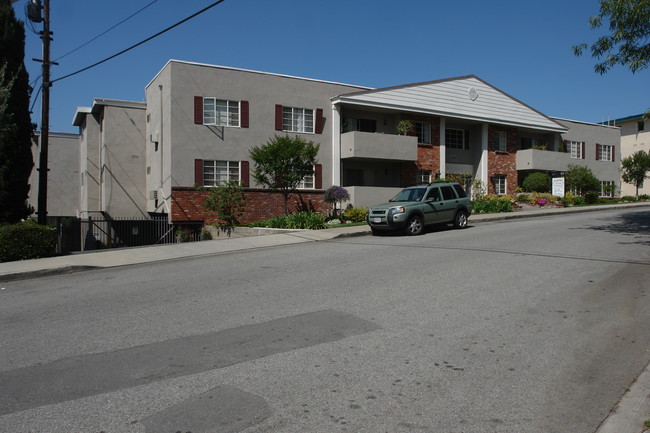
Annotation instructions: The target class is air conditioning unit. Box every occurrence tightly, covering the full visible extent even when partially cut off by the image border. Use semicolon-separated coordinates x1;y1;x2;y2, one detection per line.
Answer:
149;190;158;200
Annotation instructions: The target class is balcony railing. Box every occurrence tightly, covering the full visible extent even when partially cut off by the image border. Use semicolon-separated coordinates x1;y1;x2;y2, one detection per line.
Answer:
516;148;573;171
341;131;417;161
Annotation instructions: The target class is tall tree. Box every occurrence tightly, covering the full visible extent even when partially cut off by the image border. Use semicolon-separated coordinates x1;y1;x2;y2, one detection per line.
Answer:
572;0;650;74
620;150;650;196
249;135;319;215
0;0;34;223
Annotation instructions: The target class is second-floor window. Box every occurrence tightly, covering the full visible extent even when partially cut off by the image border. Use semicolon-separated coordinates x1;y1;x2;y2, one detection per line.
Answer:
598;144;614;161
203;98;240;127
569;141;583;159
446;128;465;149
415;122;431;144
283;107;314;133
203;160;240;186
495;131;507;151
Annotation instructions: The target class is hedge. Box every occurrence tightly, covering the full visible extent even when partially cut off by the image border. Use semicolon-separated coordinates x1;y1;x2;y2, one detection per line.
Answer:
0;220;57;262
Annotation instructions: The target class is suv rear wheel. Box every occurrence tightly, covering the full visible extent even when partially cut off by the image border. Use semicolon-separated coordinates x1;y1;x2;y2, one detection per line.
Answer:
405;215;424;236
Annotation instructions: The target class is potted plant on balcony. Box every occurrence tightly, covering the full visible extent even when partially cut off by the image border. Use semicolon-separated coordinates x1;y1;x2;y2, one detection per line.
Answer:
396;120;415;136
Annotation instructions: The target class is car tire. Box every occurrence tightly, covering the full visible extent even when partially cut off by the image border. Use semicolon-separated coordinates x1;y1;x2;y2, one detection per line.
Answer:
453;211;468;229
370;227;380;236
405;215;424;236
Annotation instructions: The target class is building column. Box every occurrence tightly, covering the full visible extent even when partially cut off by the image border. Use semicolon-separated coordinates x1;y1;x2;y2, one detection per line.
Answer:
331;103;341;186
479;123;489;195
439;117;446;179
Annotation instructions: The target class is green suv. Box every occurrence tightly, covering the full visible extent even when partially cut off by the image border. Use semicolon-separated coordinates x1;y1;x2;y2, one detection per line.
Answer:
366;182;472;235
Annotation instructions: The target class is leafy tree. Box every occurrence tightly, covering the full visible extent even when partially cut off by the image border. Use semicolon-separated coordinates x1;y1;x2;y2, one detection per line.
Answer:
565;164;601;195
203;180;249;235
0;0;34;223
620;150;650;196
522;172;551;193
572;0;650;74
249;135;319;215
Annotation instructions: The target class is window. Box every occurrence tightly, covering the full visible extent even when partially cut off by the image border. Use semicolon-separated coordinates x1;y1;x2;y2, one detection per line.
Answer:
598;144;614;161
203;160;240;186
638;121;645;132
568;141;583;159
415;122;431;144
601;181;615;197
298;172;315;189
355;118;377;133
203;98;240;127
495;131;507;151
440;185;456;200
283;107;314;133
446;128;465;149
521;137;544;150
417;169;431;184
493;175;507;195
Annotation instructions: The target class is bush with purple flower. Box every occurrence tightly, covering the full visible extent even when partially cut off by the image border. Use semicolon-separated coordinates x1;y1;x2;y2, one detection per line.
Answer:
323;185;350;217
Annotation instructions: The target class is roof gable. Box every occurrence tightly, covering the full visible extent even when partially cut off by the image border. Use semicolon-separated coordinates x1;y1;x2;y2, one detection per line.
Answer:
335;76;566;132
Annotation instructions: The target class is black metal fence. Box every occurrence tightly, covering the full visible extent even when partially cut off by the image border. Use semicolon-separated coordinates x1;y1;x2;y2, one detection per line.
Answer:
80;216;204;251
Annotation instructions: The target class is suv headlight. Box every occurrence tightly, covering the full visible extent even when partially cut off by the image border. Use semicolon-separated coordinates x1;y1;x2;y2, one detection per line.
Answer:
389;207;405;215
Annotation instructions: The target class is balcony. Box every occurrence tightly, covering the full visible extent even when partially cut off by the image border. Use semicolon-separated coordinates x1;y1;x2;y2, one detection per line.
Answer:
516;149;572;172
341;131;417;161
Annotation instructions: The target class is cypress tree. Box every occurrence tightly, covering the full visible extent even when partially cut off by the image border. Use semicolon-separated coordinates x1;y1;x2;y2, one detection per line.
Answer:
0;0;34;223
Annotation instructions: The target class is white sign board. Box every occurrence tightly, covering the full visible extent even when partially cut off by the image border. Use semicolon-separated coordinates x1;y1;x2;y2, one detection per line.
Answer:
552;177;565;197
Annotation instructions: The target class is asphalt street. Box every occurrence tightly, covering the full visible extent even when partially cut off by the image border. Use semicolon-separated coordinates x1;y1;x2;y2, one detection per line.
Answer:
0;208;648;433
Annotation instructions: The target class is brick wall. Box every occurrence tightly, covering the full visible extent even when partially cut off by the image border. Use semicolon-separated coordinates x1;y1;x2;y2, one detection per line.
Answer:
487;125;519;195
171;187;328;225
400;114;441;186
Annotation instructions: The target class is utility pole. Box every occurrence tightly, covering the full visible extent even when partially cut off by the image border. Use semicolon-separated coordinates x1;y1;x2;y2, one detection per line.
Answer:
34;0;51;225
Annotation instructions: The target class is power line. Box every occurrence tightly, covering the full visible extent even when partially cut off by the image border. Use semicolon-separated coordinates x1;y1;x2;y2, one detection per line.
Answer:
54;0;159;62
52;0;226;84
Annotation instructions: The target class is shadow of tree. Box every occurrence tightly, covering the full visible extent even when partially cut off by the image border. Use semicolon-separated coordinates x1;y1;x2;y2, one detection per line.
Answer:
577;210;650;246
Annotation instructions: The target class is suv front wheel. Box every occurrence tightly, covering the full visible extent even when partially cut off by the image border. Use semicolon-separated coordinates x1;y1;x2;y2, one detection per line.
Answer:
453;211;468;229
405;215;424;236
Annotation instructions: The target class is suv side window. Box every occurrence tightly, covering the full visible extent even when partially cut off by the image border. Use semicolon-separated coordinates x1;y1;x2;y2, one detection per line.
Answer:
440;185;457;200
453;184;467;198
425;187;441;202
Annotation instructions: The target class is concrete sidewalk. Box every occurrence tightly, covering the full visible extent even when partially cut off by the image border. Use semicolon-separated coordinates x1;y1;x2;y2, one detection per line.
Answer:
1;202;649;282
0;201;649;433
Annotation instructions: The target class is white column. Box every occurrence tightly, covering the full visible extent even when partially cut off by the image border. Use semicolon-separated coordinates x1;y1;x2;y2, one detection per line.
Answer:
331;103;342;186
439;117;446;179
480;123;489;191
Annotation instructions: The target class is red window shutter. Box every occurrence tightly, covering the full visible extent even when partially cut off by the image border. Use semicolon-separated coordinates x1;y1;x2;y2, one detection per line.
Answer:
194;96;203;125
275;105;283;131
240;101;249;128
582;142;586;159
315;164;323;189
241;161;250;187
315;108;324;134
611;146;615;162
194;159;204;186
595;143;600;160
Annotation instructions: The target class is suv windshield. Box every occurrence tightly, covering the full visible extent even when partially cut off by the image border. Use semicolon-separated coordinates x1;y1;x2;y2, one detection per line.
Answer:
390;187;427;202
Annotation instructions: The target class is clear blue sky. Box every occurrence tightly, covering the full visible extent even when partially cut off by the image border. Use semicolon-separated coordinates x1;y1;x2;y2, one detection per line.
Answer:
13;0;649;134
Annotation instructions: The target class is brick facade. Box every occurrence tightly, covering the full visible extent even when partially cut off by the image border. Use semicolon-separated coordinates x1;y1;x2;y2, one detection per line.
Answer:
171;187;328;225
486;125;519;195
400;114;442;186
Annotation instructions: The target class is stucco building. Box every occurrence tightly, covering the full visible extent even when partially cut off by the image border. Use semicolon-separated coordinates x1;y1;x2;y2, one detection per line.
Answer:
611;114;649;196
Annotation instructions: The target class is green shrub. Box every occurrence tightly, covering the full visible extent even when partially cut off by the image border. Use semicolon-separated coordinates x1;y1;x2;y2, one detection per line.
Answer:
522;172;551;193
585;191;599;204
620;195;638;202
249;212;325;230
0;220;57;262
175;230;191;243
573;195;586;206
471;195;514;214
342;207;368;223
200;229;213;240
515;193;531;203
640;194;650;200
